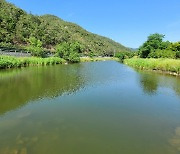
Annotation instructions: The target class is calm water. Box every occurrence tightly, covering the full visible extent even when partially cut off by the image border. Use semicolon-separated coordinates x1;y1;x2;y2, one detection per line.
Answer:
0;61;180;154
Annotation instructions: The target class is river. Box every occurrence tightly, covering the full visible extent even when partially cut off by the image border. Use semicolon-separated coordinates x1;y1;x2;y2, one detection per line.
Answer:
0;61;180;154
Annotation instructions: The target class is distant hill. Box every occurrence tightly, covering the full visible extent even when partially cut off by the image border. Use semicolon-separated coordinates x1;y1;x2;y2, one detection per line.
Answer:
130;48;138;51
0;0;130;56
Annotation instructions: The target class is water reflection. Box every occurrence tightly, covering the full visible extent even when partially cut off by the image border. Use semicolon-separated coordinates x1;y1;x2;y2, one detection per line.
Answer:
0;64;84;115
138;70;180;96
139;73;158;95
173;79;180;96
0;62;180;154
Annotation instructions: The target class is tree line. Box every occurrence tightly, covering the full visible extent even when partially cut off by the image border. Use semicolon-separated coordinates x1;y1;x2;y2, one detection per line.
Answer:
138;33;180;59
115;33;180;61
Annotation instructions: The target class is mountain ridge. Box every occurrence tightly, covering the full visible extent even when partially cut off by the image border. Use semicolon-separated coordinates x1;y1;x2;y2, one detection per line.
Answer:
0;0;130;56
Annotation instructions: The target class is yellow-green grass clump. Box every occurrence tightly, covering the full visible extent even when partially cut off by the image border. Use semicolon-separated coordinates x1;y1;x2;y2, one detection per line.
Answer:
124;58;180;75
0;56;66;69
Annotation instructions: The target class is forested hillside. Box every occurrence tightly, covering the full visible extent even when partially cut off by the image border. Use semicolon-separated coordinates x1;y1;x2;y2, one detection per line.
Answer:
0;0;130;56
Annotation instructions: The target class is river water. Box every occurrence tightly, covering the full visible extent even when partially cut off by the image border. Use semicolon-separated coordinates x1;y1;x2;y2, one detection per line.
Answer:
0;61;180;154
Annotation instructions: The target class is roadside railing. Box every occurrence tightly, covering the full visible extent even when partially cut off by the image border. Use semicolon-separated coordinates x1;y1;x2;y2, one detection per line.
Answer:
0;47;31;57
0;47;54;57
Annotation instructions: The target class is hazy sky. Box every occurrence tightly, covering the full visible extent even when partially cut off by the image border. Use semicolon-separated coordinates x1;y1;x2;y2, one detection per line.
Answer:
7;0;180;48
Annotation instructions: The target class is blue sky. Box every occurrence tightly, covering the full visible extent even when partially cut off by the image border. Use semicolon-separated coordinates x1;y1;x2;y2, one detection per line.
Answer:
7;0;180;48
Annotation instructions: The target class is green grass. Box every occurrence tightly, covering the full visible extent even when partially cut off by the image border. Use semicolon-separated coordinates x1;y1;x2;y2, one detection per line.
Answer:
80;57;119;62
0;56;66;69
124;58;180;75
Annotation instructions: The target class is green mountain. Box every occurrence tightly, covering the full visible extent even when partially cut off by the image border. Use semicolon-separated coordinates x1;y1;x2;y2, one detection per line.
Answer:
0;0;130;56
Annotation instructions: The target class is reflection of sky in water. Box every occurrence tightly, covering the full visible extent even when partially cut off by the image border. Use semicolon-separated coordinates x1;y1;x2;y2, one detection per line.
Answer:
0;61;180;154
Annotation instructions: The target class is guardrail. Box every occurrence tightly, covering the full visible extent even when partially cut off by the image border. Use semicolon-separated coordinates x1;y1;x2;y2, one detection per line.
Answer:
0;47;31;57
0;47;30;53
0;47;54;57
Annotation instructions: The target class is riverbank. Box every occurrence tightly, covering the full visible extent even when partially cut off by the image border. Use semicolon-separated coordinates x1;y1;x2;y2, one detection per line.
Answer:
124;58;180;76
0;55;120;69
0;56;66;69
80;57;119;62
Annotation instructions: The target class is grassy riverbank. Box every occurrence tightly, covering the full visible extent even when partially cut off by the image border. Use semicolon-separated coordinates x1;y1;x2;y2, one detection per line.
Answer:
0;56;66;69
124;58;180;75
0;56;119;69
80;57;119;62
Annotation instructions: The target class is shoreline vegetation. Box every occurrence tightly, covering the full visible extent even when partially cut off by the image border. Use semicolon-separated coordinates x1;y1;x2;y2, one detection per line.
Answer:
80;57;119;62
1;1;180;76
114;33;180;77
1;53;180;77
0;55;119;69
0;56;66;69
124;58;180;76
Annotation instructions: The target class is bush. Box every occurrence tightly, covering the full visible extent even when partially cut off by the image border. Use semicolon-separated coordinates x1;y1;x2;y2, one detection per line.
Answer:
68;52;80;63
88;51;97;58
55;42;80;63
26;37;44;57
26;46;44;57
148;49;176;59
115;51;134;61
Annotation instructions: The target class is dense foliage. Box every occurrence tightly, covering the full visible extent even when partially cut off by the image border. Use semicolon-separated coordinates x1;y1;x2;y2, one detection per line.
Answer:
115;51;136;61
0;0;130;56
55;42;81;63
138;33;180;59
26;37;44;57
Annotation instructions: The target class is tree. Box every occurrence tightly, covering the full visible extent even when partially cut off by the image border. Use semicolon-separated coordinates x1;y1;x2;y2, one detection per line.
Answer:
56;42;70;60
0;0;24;43
139;33;165;58
55;42;80;63
168;42;180;58
26;37;44;57
15;14;40;44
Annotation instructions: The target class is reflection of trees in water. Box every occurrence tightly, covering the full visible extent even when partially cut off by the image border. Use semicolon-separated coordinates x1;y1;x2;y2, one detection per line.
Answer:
173;80;180;96
0;64;84;115
139;71;180;97
139;73;158;95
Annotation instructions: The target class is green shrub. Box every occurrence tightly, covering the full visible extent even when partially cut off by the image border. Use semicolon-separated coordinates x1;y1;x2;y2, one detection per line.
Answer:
148;49;176;59
115;51;134;61
88;51;96;58
55;42;80;63
26;46;44;57
68;52;80;63
26;37;44;57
